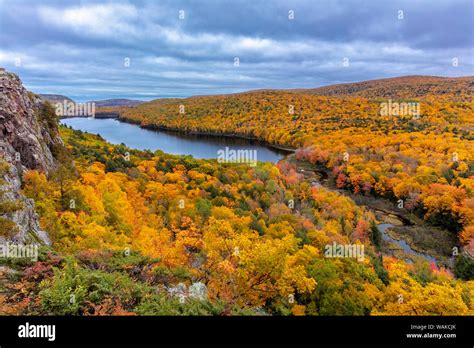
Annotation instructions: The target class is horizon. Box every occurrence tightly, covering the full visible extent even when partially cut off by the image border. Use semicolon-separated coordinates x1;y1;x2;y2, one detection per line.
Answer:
0;0;473;102
30;74;474;103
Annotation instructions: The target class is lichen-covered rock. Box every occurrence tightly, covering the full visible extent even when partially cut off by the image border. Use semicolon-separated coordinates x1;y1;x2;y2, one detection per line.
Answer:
0;161;50;245
188;282;208;300
0;68;61;172
0;68;61;245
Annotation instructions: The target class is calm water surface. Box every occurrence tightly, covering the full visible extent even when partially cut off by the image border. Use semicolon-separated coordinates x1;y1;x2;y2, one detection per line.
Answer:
61;117;288;162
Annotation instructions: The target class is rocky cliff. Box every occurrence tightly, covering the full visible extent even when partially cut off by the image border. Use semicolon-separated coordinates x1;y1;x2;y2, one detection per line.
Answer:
0;68;62;245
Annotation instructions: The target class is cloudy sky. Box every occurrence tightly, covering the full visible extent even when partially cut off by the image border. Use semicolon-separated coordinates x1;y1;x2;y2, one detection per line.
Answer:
0;0;472;101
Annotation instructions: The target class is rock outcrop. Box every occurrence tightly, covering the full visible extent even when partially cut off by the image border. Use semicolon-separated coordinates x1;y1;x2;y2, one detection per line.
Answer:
0;68;62;245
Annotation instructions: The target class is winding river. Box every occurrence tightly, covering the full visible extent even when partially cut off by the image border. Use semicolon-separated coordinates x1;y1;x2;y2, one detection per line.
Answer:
378;223;437;264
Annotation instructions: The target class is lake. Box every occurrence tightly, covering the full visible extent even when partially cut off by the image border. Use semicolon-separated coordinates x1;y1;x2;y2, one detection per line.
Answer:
60;117;289;163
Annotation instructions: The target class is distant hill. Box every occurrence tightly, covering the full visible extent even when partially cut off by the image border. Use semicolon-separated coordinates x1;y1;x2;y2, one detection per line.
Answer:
114;74;473;148
91;99;144;107
294;75;474;100
39;95;144;108
39;94;75;104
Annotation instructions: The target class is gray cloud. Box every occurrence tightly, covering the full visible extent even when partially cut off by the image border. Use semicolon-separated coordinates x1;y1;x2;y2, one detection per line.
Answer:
0;0;472;101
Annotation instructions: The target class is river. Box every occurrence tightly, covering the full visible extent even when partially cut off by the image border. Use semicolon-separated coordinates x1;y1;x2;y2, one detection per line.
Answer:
378;223;437;264
61;117;289;162
290;156;443;266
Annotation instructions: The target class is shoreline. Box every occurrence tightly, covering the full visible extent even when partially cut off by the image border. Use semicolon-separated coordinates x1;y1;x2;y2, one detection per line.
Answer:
59;112;119;120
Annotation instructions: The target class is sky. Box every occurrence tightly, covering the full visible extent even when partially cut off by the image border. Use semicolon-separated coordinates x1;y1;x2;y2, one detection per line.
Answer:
0;0;473;102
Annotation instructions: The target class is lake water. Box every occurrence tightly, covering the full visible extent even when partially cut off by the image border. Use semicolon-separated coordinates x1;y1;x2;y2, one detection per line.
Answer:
61;117;289;162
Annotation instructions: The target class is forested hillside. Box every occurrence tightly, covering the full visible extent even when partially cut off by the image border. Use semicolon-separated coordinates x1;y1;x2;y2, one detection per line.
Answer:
113;76;474;256
295;75;473;100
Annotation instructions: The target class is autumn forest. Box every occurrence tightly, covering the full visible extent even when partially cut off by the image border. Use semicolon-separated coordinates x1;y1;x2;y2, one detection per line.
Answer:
0;74;473;317
1;4;474;339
